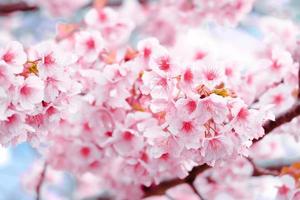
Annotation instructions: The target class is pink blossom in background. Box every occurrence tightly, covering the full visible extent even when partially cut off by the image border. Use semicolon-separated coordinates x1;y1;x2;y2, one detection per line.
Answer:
36;0;90;17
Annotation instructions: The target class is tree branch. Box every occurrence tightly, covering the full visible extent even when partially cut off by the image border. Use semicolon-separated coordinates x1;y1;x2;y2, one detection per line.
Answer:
142;164;210;197
143;100;300;197
248;158;280;176
298;65;300;99
0;2;38;15
143;102;300;197
36;162;47;200
188;182;204;200
0;0;127;15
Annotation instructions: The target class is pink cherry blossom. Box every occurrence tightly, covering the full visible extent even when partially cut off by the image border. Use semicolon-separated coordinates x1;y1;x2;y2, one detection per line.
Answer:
17;75;44;110
85;8;118;28
149;49;179;77
0;113;34;146
198;60;225;88
197;94;229;124
137;38;162;61
276;175;296;200
0;41;26;74
0;61;15;89
75;30;104;62
167;100;204;149
230;99;265;140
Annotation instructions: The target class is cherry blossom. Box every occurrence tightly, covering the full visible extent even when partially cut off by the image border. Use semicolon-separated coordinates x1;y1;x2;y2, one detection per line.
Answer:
276;175;296;200
0;41;26;74
75;30;105;63
16;75;44;110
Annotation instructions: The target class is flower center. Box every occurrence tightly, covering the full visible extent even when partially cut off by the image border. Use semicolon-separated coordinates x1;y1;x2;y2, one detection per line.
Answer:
3;52;14;63
20;85;32;96
86;38;96;50
158;57;170;71
80;147;91;157
123;131;134;141
184;69;193;83
182;121;193;133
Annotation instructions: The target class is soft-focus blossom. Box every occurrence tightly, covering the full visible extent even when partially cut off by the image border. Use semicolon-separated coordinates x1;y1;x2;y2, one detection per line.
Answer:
37;0;89;17
0;41;26;74
17;75;44;110
75;30;104;62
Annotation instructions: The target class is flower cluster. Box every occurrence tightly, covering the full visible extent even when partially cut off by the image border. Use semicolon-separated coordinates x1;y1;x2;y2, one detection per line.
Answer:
1;1;300;199
40;32;271;184
1;25;271;200
124;0;255;45
160;0;255;25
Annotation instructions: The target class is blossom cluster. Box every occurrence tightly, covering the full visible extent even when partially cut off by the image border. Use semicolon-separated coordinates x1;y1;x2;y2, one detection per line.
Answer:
115;0;255;46
1;0;300;199
30;0;255;24
160;0;255;25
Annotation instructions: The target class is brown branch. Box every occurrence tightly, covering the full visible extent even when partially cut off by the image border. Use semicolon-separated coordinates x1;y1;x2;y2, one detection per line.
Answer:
298;65;300;99
188;182;204;200
138;0;150;5
36;162;47;200
142;159;286;198
0;0;127;15
0;2;38;15
248;158;280;176
143;101;300;197
143;102;300;197
0;0;145;16
142;164;210;197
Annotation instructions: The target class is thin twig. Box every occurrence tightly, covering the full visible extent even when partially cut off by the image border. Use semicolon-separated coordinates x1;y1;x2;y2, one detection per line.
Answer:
36;162;47;200
142;164;210;197
188;182;204;200
247;158;280;176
